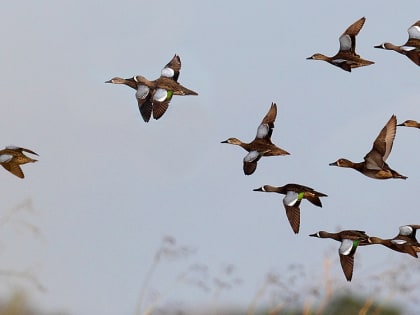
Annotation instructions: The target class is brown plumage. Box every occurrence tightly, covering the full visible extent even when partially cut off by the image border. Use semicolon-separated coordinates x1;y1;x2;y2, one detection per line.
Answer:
221;103;290;175
374;20;420;66
368;236;418;258
398;120;420;129
392;225;420;253
0;146;38;179
105;54;198;122
307;17;374;72
253;184;327;234
368;225;420;258
309;230;370;281
329;115;407;180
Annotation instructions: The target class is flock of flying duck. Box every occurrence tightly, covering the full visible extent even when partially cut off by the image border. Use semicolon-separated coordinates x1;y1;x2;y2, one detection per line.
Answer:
0;17;419;282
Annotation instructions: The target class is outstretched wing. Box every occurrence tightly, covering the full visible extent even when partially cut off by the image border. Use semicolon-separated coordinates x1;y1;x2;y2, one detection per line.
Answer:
339;17;366;54
2;163;24;178
161;54;181;82
136;85;153;122
255;103;277;140
364;115;397;168
151;88;173;120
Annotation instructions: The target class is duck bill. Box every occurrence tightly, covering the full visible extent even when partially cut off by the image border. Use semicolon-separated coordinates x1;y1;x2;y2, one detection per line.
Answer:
329;161;338;166
253;187;263;192
308;233;318;237
221;140;228;143
373;44;384;49
104;79;112;83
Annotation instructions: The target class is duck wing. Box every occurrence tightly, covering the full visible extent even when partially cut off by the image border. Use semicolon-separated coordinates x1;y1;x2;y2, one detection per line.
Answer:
284;204;301;234
339;17;366;54
407;21;420;42
135;85;153;122
243;150;262;175
364;115;397;169
339;239;359;281
282;183;327;207
254;102;277;140
151;88;173;120
160;54;181;82
2;163;24;178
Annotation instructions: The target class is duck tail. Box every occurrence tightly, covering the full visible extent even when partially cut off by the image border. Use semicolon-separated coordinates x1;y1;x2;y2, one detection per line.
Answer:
306;195;323;207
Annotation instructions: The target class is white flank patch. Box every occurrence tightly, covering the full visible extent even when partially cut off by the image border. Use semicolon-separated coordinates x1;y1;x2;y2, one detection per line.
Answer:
244;151;260;163
399;225;413;236
408;25;420;40
339;239;354;255
136;85;149;99
391;239;407;245
154;88;167;102
0;154;13;163
401;45;415;51
161;67;175;78
256;124;269;138
332;58;348;64
283;191;298;206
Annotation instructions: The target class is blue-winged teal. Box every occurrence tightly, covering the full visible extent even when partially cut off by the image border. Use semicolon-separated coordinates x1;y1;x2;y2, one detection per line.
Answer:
106;54;198;122
330;115;407;180
221;103;290;175
253;184;327;234
374;20;420;66
368;225;420;258
307;17;374;72
0;146;38;178
368;237;418;258
309;230;370;281
394;225;420;246
398;120;420;128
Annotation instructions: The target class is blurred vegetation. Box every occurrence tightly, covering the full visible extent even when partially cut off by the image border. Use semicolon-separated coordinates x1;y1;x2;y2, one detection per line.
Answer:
0;292;65;315
132;237;412;315
0;225;417;315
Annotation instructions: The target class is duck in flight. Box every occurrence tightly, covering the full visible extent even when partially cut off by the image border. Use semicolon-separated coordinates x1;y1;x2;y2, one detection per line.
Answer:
307;17;374;72
329;115;407;180
106;54;198;122
221;103;290;175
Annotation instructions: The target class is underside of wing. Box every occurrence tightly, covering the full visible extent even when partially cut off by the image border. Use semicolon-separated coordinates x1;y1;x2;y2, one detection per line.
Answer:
152;88;172;120
137;94;153;122
284;204;301;234
339;253;355;281
243;151;261;175
2;163;24;178
371;115;397;162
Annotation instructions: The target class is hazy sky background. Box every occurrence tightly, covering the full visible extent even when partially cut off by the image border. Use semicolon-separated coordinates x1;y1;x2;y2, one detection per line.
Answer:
0;1;419;314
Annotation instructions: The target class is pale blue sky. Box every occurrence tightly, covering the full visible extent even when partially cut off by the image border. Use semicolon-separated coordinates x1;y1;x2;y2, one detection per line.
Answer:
0;1;419;314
